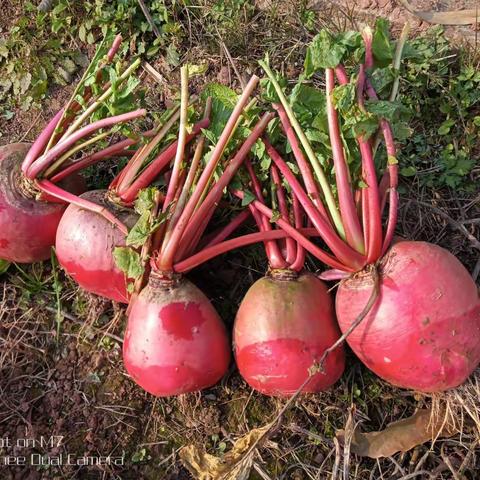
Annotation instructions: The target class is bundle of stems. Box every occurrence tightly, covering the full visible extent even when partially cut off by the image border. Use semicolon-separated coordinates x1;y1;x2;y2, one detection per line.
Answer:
250;26;408;277
123;66;315;282
37;44;213;232
23;34;145;184
242;158;306;272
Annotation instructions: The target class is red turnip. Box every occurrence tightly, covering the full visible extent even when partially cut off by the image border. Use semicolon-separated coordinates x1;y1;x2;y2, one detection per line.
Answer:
123;274;230;396
336;241;480;392
55;190;138;303
0;143;84;263
230;162;345;396
53;114;210;303
235;271;345;396
122;71;274;396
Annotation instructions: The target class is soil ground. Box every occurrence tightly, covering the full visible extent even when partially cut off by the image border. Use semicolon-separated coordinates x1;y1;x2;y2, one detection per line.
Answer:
1;1;480;479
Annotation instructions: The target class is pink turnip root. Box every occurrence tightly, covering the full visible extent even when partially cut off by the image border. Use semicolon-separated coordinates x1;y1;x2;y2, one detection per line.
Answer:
55;190;138;303
336;241;480;392
0;143;85;263
235;271;345;396
53;113;210;303
50;41;208;304
231;163;345;396
123;274;230;396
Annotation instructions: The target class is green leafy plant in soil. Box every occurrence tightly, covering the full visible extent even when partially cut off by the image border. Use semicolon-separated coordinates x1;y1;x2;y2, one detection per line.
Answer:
198;0;255;52
0;0;180;115
398;26;480;191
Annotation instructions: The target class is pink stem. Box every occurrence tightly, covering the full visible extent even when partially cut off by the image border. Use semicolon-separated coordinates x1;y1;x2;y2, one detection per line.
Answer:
107;34;122;62
245;204;298;270
354;188;362;214
233;189;353;272
114;139;156;194
248;203;268;233
21;109;65;174
181;212;213;259
272;103;329;221
364;78;399;256
337;64;382;263
271;164;296;264
163;110;213;258
263;138;365;270
246;159;287;269
172;169;187;206
200;209;251;250
325;68;365;254
362;186;369;252
335;65;349;85
159;111;273;270
45;40;122;159
36;180;128;234
175;227;320;273
378;170;390;213
50;136;148;184
318;269;351;281
162;72;189;213
109;170;123;190
359;140;382;262
26;109;147;179
242;201;280;260
363;29;374;69
117;118;209;203
179;115;277;263
154;76;260;269
179;197;236;260
382;189;398;255
164;100;212;249
289;192;305;272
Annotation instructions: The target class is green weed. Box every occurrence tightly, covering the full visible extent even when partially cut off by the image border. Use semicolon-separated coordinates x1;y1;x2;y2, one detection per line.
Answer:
0;0;179;114
399;27;480;191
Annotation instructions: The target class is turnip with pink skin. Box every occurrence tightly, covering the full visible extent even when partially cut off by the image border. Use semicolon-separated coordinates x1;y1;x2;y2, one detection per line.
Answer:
124;274;230;396
0;143;84;263
54;114;209;303
122;72;277;396
333;31;480;392
235;271;345;396
336;241;480;392
232;162;345;396
55;190;138;303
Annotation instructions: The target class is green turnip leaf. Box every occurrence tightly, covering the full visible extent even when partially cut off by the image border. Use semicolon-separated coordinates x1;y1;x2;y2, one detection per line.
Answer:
372;18;394;67
304;30;346;76
113;247;144;280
